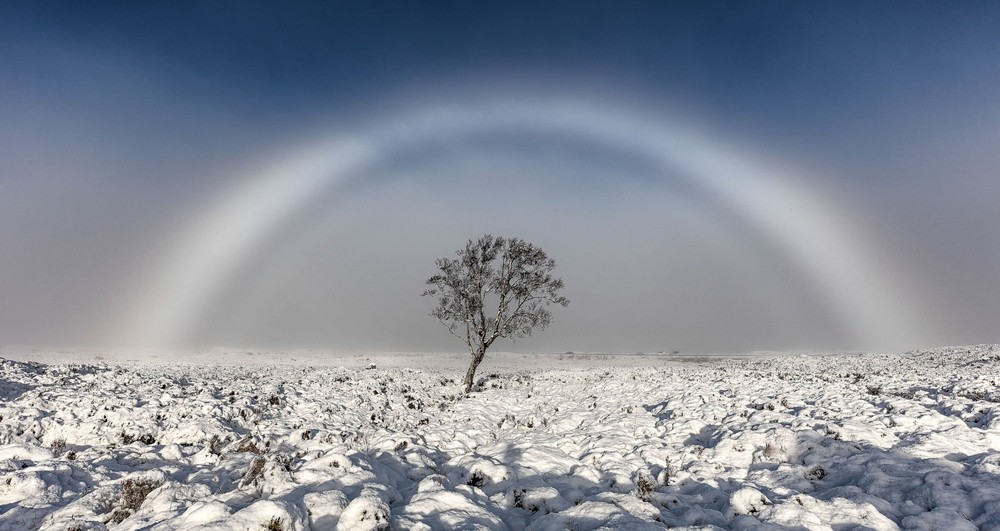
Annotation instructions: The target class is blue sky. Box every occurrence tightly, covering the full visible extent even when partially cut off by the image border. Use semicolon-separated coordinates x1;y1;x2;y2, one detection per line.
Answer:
2;2;998;352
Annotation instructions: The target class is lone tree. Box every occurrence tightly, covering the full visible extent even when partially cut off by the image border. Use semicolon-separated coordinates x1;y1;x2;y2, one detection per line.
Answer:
423;234;569;393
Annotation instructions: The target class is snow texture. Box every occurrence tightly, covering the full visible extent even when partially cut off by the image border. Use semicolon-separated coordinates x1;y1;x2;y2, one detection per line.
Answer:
1;345;998;530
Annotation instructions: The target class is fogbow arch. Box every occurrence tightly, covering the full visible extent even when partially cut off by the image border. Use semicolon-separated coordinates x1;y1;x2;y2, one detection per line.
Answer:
117;98;918;350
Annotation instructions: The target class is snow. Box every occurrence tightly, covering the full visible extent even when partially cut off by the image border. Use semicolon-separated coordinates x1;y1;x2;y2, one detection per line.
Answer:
1;345;998;530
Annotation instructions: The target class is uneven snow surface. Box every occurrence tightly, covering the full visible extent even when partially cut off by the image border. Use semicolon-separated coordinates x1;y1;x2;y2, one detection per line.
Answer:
1;346;999;530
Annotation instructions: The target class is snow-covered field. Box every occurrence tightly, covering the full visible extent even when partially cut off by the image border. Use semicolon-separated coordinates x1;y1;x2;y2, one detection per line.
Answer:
1;345;998;530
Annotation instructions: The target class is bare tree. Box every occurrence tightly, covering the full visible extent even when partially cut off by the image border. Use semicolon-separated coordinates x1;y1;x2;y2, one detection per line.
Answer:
423;234;569;393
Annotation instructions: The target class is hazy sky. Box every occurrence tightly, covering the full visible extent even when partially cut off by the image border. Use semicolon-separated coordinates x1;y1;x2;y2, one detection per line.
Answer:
2;1;999;353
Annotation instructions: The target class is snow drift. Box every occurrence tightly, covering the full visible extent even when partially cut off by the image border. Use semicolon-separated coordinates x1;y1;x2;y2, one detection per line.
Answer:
1;346;998;530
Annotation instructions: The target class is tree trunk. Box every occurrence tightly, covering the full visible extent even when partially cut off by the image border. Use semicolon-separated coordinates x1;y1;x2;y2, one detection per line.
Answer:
463;348;486;393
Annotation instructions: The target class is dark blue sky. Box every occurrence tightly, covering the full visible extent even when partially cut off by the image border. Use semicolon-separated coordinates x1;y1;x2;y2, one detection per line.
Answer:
2;2;998;352
8;2;999;139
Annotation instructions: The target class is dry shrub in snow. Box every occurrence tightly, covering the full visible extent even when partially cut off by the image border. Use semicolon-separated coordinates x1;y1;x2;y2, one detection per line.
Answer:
466;470;486;488
121;478;160;510
261;516;284;530
208;433;224;455
633;470;655;502
49;437;66;455
243;456;266;487
237;438;264;454
805;464;827;481
106;477;161;524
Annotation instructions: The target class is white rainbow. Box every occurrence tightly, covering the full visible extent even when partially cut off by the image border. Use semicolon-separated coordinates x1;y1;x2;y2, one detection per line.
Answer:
116;98;919;350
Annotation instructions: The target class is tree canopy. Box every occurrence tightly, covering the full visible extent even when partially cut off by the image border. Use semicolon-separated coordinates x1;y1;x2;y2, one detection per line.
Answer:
423;234;569;392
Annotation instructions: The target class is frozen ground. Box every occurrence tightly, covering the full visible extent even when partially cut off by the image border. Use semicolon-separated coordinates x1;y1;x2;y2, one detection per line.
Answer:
1;345;998;530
